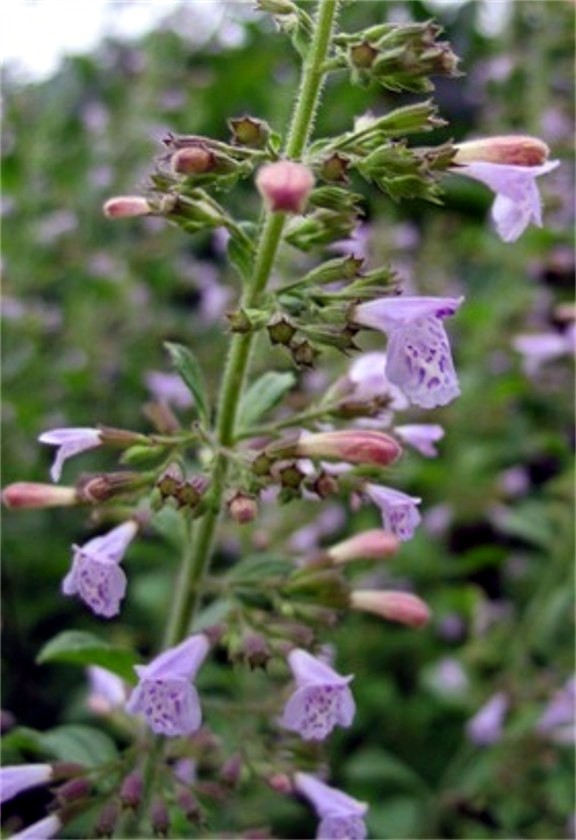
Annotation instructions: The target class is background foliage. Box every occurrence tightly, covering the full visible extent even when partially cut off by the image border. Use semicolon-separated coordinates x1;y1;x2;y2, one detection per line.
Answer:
2;2;574;838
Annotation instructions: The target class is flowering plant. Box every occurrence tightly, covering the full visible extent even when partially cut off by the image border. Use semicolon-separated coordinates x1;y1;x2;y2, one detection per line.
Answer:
2;2;572;838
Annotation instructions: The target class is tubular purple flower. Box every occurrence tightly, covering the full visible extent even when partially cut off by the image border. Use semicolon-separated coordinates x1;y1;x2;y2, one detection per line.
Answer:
347;352;409;417
466;691;509;746
38;427;102;482
294;772;368;840
87;666;127;714
365;484;422;542
353;297;463;409
62;520;138;618
294;429;402;468
256;160;315;214
394;423;444;457
0;764;53;804
461;161;559;242
11;815;61;840
126;634;209;737
280;649;355;741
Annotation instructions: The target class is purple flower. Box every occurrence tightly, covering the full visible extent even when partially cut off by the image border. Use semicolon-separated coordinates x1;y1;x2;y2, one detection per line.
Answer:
394;423;444;457
126;634;209;737
87;666;127;714
536;678;575;744
365;484;422;542
454;160;560;242
0;764;53;804
144;371;194;409
11;815;61;840
280;649;355;741
38;427;102;482
354;296;463;409
347;352;409;421
512;327;575;376
466;691;508;746
62;520;138;618
294;772;368;840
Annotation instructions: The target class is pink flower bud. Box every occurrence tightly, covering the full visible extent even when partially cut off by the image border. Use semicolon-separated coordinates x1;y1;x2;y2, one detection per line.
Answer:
228;492;258;524
171;146;216;175
350;590;431;627
256;161;315;214
103;196;152;218
327;529;400;564
294;430;401;467
2;482;77;509
453;135;550;167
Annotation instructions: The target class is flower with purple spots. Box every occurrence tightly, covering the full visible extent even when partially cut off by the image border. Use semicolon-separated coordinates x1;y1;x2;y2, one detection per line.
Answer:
294;772;368;840
365;484;422;542
38;427;102;482
353;296;463;409
62;520;138;618
394;423;444;457
126;634;209;737
280;649;355;741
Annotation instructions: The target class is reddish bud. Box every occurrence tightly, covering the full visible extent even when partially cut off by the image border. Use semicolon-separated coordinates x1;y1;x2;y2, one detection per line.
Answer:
56;776;91;805
228;492;258;524
294;430;401;467
350;590;431;627
95;800;120;837
119;771;143;809
256;161;315;214
266;773;293;794
220;754;242;788
2;482;77;509
171;145;216;175
453;136;550;167
103;196;152;218
150;798;170;837
328;529;400;564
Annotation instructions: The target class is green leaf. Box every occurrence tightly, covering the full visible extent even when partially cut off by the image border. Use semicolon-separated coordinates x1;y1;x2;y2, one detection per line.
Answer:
37;631;139;684
164;341;210;425
39;725;118;766
237;371;296;430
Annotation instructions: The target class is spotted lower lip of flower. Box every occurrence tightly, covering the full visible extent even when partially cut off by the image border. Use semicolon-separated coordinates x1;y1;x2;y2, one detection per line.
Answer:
38;427;103;482
293;430;402;468
365;484;422;541
294;772;368;840
62;520;138;618
353;296;463;409
126;634;210;737
280;649;355;741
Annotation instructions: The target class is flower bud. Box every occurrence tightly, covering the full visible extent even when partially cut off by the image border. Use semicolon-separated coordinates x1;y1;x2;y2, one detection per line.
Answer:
220;754;242;788
56;776;91;805
350;590;430;627
229;116;270;148
228;492;258;524
327;529;400;564
2;482;77;509
76;471;148;503
177;791;201;823
103;196;152;218
256;161;315;214
95;800;120;837
119;771;143;809
453;136;550;167
266;773;293;794
151;798;170;837
171;145;216;175
293;430;401;467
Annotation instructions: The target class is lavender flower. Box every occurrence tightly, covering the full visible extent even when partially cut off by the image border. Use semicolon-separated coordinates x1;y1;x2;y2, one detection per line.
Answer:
536;678;575;744
280;649;355;741
294;772;368;840
11;815;61;840
365;484;422;541
0;764;53;804
453;159;560;242
38;427;102;482
347;352;409;422
466;691;509;746
86;666;127;714
62;520;138;618
126;634;209;737
145;371;194;409
394;423;444;457
512;327;575;376
353;296;463;408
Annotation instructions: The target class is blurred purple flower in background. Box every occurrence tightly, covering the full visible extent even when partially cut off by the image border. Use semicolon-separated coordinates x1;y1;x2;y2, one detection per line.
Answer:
294;772;368;840
395;423;444;457
466;691;509;746
86;666;127;714
536;678;576;744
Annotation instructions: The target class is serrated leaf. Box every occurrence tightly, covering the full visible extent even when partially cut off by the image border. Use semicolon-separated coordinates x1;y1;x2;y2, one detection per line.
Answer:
237;371;296;430
164;341;210;425
37;631;139;684
39;725;118;766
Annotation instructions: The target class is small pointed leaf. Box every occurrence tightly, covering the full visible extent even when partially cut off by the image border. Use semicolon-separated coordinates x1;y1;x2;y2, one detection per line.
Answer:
164;342;210;425
238;371;296;430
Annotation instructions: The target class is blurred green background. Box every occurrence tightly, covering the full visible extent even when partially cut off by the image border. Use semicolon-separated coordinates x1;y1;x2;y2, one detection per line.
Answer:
2;2;574;838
